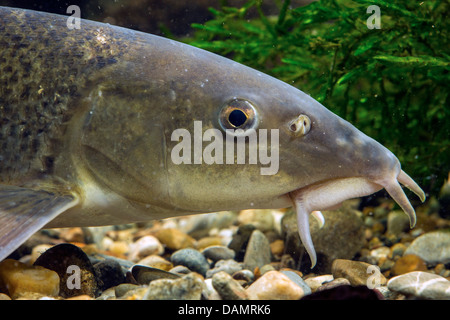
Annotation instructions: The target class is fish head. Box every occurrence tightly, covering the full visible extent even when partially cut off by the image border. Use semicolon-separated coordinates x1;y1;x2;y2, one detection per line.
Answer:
77;36;424;265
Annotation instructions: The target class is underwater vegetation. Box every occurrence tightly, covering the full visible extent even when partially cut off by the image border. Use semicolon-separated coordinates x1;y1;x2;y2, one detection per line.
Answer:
184;0;449;197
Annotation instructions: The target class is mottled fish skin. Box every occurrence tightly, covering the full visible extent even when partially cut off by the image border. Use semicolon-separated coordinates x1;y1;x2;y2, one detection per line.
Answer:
0;7;425;265
0;7;128;183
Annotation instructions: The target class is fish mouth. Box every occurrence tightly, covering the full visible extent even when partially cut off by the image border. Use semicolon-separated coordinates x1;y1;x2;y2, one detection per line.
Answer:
288;169;426;268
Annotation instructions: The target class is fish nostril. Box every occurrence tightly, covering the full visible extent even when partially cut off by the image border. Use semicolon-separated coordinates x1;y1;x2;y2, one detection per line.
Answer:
288;114;311;136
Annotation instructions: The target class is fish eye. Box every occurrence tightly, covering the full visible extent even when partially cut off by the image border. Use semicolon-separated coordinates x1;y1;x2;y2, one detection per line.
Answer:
288;114;311;136
219;99;258;132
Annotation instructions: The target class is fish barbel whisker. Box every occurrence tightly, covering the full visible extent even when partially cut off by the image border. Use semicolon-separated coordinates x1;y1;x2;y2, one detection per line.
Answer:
289;171;425;268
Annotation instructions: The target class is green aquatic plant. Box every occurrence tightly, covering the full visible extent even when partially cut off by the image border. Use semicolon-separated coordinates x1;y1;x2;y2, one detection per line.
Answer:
184;0;449;196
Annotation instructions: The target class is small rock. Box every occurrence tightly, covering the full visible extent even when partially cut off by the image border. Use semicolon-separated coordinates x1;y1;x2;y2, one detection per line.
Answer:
206;259;242;278
386;210;410;235
228;224;256;261
0;259;60;299
128;235;164;262
304;274;334;292
121;287;148;300
107;241;130;257
212;271;249;300
280;270;311;296
260;264;275;275
404;230;450;265
270;239;284;259
315;278;351;292
232;269;254;284
388;271;450;300
370;246;391;261
143;273;205;300
93;259;126;291
202;246;235;262
171;248;210;276
33;243;98;298
136;255;173;271
114;283;141;298
243;230;271;271
246;271;305;300
96;287;116;300
131;265;180;285
237;209;274;232
196;237;223;250
389;243;407;259
331;259;387;287
0;293;11;300
59;227;85;243
155;228;196;251
169;265;192;275
391;254;428;276
30;244;53;265
180;211;237;239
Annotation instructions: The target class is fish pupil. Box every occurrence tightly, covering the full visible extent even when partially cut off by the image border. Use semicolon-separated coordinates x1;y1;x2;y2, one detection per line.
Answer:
228;109;248;128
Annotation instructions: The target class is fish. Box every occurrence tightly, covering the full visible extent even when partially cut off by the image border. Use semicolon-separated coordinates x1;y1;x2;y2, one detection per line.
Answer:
0;6;425;266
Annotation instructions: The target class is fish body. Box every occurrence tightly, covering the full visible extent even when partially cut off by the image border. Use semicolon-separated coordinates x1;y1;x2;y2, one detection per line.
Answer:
0;7;425;265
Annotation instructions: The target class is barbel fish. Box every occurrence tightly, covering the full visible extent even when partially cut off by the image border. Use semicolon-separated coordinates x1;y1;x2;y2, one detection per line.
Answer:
0;7;425;266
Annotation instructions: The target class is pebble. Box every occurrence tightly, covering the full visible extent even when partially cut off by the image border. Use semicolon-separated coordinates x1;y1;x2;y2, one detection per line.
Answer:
202;245;235;262
171;248;210;276
237;209;274;232
227;224;256;261
0;259;60;299
404;230;450;265
388;271;450;299
246;270;305;300
0;293;11;300
33;243;98;298
30;244;53;264
212;271;249;300
315;278;351;292
206;259;242;278
114;283;141;298
304;274;334;292
136;254;173;271
179;211;237;239
391;254;428;276
59;227;85;243
131;265;180;285
143;273;204;300
93;259;126;291
331;259;387;287
232;269;254;285
370;246;391;260
389;242;407;259
128;235;164;262
196;237;223;250
270;239;285;259
155;228;196;251
243;230;271;271
386;210;411;235
280;270;311;296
